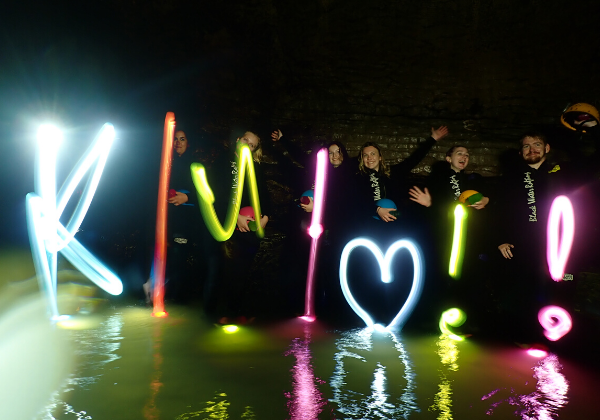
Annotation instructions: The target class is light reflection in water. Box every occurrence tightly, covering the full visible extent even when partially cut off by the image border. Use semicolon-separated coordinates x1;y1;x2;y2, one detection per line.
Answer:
143;320;164;420
329;328;419;419
429;335;461;420
284;323;328;419
175;393;256;420
483;354;569;419
40;313;124;419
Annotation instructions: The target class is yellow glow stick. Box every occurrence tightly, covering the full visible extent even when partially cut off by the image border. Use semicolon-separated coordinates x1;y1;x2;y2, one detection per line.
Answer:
190;143;264;241
448;203;468;279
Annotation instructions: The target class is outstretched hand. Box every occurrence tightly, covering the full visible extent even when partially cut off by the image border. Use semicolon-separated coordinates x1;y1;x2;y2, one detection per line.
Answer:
498;243;514;259
431;126;449;141
271;129;283;142
409;186;432;207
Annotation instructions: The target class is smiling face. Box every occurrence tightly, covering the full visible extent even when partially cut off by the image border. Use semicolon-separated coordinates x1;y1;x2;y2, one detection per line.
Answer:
328;144;344;167
174;131;188;156
446;147;469;172
238;132;260;153
362;146;382;172
521;136;550;167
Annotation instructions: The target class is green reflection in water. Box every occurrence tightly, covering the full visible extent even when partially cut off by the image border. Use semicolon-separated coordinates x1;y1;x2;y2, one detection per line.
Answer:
175;392;255;420
429;334;461;420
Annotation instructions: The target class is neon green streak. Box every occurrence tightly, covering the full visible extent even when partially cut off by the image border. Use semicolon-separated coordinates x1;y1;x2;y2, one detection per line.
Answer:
448;203;468;279
439;308;467;341
190;143;264;241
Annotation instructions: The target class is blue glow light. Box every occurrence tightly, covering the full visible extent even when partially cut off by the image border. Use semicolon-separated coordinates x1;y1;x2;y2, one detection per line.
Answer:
26;124;123;320
339;238;424;331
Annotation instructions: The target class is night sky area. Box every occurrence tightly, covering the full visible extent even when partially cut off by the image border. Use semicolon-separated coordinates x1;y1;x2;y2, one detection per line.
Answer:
2;0;600;262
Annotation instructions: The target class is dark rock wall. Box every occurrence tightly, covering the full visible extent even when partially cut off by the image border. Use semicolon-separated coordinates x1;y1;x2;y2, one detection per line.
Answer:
115;0;600;175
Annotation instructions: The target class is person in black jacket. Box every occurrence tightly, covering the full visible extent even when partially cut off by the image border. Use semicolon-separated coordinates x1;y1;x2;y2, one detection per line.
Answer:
353;127;448;232
347;127;448;326
270;130;356;318
144;130;206;303
494;132;574;339
205;130;273;323
408;145;492;327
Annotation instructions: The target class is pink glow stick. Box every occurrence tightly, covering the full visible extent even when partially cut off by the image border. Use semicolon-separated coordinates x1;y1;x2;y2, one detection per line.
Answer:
546;195;575;282
301;148;328;321
538;306;572;341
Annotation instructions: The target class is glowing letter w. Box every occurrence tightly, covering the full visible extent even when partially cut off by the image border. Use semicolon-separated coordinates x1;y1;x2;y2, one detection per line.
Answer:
190;143;264;241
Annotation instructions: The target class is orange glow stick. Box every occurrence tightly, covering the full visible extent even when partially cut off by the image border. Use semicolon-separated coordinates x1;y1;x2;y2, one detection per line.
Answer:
152;112;176;317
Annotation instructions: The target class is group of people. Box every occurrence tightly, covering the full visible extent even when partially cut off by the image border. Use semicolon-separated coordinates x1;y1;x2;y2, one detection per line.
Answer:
151;104;599;336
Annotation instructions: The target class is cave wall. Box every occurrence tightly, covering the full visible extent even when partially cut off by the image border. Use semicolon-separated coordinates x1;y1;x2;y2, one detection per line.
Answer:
114;0;600;175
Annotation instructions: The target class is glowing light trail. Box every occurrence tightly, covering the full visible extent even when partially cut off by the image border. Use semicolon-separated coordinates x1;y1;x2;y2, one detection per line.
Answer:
339;238;424;331
26;123;122;320
190;142;264;241
150;112;176;317
547;195;575;282
538;306;572;341
449;203;468;279
301;148;328;321
439;308;467;341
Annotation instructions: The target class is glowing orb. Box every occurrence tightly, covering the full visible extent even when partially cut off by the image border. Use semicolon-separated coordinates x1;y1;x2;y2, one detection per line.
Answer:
439;308;467;341
547;195;575;282
339;238;424;331
538;306;572;341
449;203;468;279
222;325;239;334
26;123;123;320
302;148;328;320
190;142;264;241
527;348;549;358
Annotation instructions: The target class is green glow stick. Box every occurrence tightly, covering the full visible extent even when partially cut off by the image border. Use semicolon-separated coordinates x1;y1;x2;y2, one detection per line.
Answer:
190;143;264;241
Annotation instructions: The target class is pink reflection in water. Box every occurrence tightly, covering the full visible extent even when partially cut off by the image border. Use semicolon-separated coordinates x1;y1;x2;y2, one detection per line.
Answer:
284;325;328;420
483;354;569;419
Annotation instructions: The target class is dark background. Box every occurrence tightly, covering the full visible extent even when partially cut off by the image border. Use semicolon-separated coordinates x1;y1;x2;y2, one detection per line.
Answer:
2;0;599;303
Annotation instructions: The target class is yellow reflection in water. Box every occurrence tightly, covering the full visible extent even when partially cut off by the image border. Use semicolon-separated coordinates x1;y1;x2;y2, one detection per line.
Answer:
175;392;255;420
429;334;461;420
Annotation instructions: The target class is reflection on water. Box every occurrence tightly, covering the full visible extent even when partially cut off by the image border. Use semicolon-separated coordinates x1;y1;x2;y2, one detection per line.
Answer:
41;313;124;419
483;354;569;419
330;328;418;419
175;392;256;420
429;335;461;420
143;320;163;420
284;323;328;420
20;304;595;419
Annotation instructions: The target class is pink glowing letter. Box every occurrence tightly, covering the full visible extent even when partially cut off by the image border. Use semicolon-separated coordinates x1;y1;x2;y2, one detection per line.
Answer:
546;195;574;282
301;148;328;321
538;306;572;341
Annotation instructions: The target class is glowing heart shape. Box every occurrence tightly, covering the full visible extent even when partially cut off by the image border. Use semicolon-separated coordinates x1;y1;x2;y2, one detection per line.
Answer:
538;305;572;341
339;238;424;331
